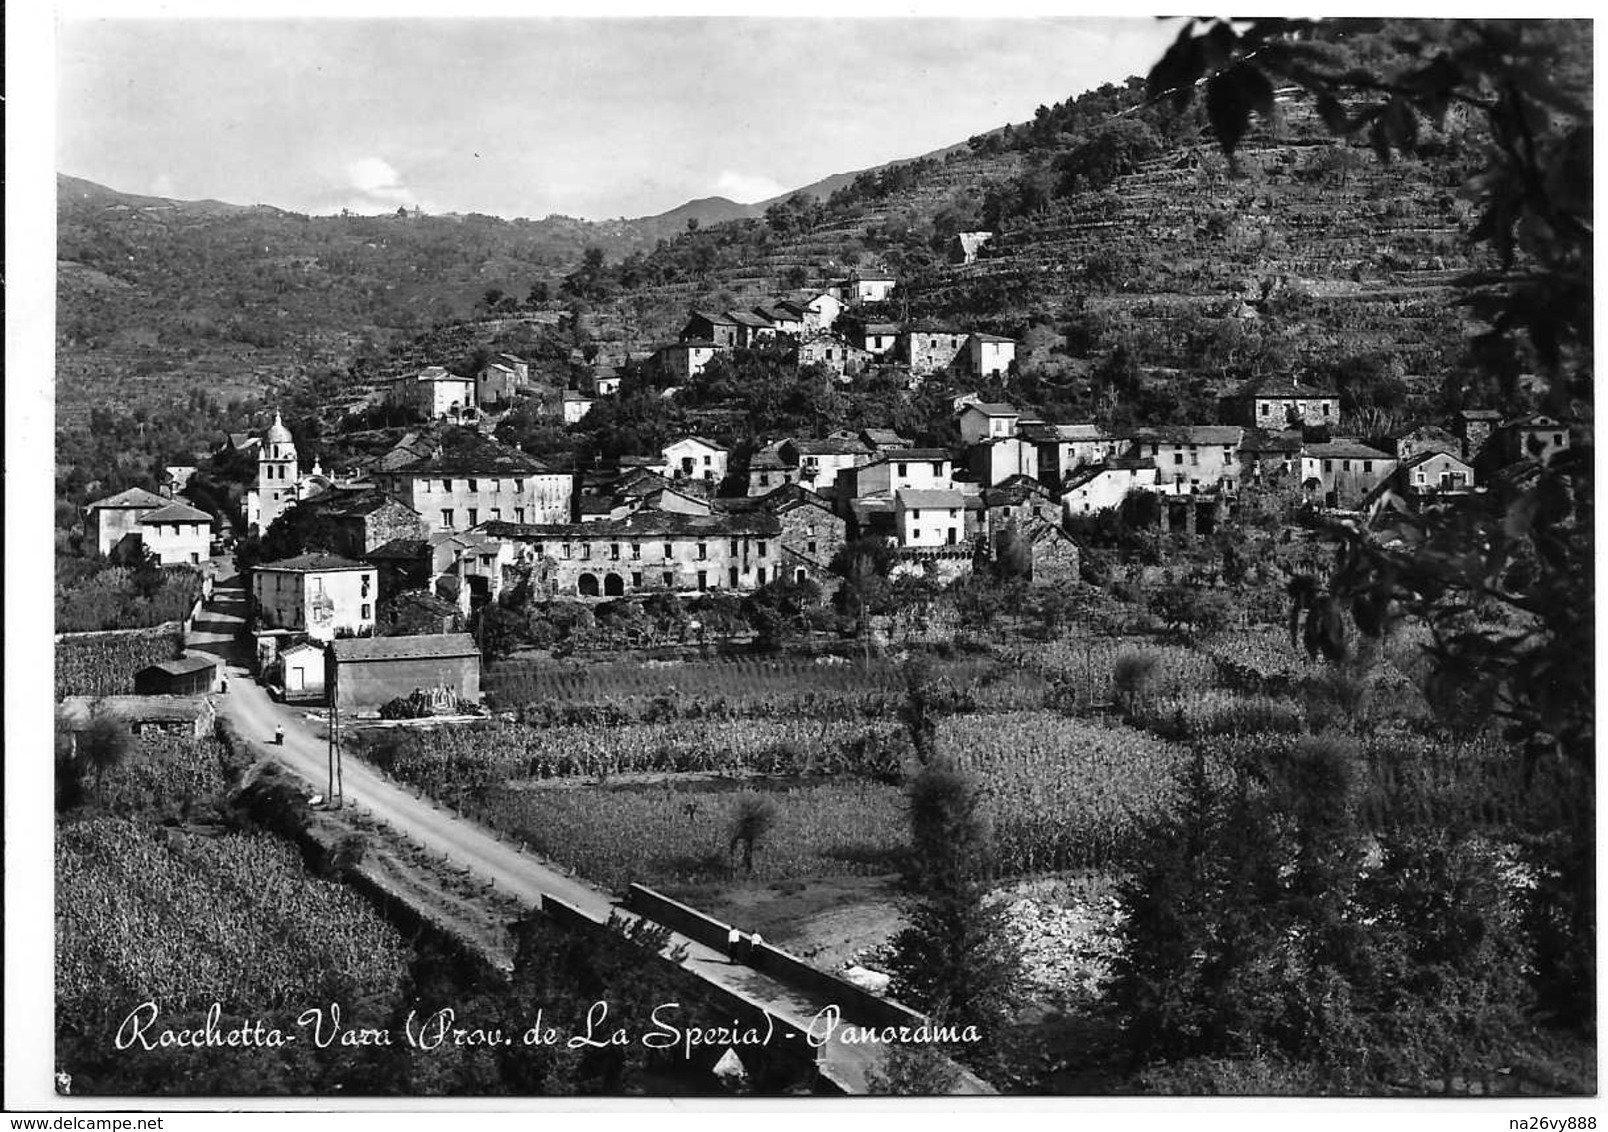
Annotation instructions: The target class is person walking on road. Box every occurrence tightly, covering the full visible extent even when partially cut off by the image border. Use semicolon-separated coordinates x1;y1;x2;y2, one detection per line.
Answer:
274;723;285;746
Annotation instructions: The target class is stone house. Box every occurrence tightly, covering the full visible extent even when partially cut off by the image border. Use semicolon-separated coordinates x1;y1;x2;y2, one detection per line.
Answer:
902;330;970;377
726;309;777;349
967;333;1017;378
1061;458;1160;516
967;437;1040;488
59;695;216;740
657;341;724;380
302;489;428;558
981;476;1063;540
1456;408;1503;462
1231;376;1340;429
786;436;873;497
327;633;481;716
745;444;798;497
370;427;573;533
840;449;957;503
476;359;522;407
680;311;740;348
86;486;169;558
1379;423;1461;462
761;485;848;581
957;401;1021;445
662;436;729;483
562;389;595;423
1124;425;1245;495
138;501;214;565
252;553;376;642
894;488;968;548
1299;440;1398;509
485;510;787;598
1499;414;1571;465
796;331;871;379
388;367;478;422
1019;423;1125;486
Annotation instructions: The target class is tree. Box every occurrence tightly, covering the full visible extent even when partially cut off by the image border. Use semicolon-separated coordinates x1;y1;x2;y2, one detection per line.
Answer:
727;793;777;874
885;755;1024;1071
1147;16;1595;1026
73;702;134;803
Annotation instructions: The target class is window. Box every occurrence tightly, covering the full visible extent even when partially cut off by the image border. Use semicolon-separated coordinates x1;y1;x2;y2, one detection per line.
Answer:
757;567;768;585
1260;402;1270;416
932;462;943;475
467;508;478;526
490;479;500;491
949;509;957;519
490;508;501;521
1554;433;1564;446
898;463;909;476
361;603;371;620
1362;461;1372;474
1323;403;1332;417
697;543;707;560
757;541;767;558
807;540;817;554
561;543;571;558
468;479;479;492
515;508;526;524
913;529;921;540
729;539;739;555
532;543;544;557
632;572;643;589
631;542;641;560
610;543;620;560
441;509;455;528
663;571;674;587
703;455;712;465
697;570;708;591
912;508;922;519
759;473;769;486
580;544;591;559
1323;461;1333;473
663;543;673;559
443;479;453;492
514;479;524;492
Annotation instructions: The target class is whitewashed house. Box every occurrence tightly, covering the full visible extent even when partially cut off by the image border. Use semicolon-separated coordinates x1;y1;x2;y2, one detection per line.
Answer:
251;554;376;642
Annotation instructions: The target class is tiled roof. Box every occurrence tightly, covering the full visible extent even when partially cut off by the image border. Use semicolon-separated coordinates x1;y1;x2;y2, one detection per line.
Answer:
87;487;168;511
141;655;219;677
365;538;431;561
257;553;369;573
383;427;555;475
1237;376;1339;399
960;401;1020;417
690;310;739;326
59;695;212;726
1126;425;1245;446
483;509;780;540
1398;449;1473;472
1303;441;1394;460
726;310;773;328
968;333;1016;344
665;435;728;453
329;633;480;663
794;437;871;456
896;488;966;509
138;501;213;524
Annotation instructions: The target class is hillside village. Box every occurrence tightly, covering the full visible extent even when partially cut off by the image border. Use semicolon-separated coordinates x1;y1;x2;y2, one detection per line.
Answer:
77;259;1576;709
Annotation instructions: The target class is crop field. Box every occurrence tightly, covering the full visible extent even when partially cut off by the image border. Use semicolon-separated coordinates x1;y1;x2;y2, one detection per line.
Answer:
483;652;917;707
95;736;246;816
55;627;184;698
56;817;410;1019
478;779;908;888
941;713;1196;873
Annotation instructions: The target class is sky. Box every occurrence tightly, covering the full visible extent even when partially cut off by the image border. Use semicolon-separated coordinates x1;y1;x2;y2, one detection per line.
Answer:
55;15;1186;220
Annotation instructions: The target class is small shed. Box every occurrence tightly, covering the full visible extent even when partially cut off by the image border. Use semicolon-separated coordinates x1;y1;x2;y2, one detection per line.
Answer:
133;655;219;696
327;633;482;716
279;642;327;703
59;695;217;740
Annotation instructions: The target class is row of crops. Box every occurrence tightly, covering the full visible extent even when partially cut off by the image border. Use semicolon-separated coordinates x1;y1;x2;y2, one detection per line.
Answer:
57;817;410;1020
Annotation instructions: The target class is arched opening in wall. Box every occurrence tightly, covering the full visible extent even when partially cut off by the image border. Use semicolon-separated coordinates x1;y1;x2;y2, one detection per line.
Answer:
577;573;600;597
795;568;807;584
603;573;625;597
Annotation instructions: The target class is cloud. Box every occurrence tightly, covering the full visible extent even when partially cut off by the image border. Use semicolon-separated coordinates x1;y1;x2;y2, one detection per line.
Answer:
346;156;417;207
714;170;786;204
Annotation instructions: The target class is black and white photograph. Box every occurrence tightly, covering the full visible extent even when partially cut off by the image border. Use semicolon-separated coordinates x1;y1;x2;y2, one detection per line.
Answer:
8;5;1598;1114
